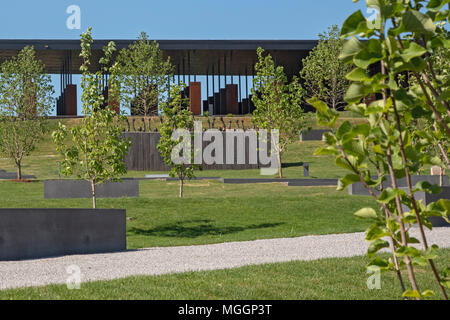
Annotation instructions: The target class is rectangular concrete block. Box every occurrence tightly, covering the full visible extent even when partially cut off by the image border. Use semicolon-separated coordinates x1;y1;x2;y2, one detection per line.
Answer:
349;175;450;196
0;208;126;260
400;186;450;227
44;179;139;199
300;130;332;141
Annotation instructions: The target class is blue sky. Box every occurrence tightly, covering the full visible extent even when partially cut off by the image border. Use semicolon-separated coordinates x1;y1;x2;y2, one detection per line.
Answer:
0;1;368;115
0;0;367;39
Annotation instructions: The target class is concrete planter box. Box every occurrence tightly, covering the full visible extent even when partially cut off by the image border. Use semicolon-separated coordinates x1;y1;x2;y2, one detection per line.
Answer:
44;179;139;199
299;130;331;141
401;187;450;227
0;208;126;261
348;175;449;196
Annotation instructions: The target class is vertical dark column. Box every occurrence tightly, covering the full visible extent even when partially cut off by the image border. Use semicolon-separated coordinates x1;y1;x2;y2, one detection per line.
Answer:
177;64;180;85
238;73;242;114
206;67;209;101
189;82;201;115
224;53;227;86
193;50;196;82
212;64;215;115
182;56;185;84
225;84;238;114
230;51;233;85
188;51;191;84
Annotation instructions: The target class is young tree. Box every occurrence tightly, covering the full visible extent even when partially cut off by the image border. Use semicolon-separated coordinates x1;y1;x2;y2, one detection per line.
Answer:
157;84;201;197
0;46;54;180
251;47;307;178
52;28;130;208
301;25;352;110
309;1;449;299
116;32;174;116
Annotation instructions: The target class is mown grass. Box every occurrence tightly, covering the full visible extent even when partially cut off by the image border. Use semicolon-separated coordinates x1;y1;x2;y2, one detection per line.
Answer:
0;115;368;180
0;180;376;249
1;249;448;300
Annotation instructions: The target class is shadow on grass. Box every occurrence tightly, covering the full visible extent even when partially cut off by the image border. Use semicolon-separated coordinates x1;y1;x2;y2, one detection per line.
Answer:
281;162;304;169
129;219;285;238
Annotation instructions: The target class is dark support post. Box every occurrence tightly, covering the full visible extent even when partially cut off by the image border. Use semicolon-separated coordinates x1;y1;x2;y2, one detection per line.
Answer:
303;163;309;177
188;51;191;84
212;64;215;115
183;56;185;84
230;51;233;85
206;67;209;102
193;50;196;82
224;53;227;86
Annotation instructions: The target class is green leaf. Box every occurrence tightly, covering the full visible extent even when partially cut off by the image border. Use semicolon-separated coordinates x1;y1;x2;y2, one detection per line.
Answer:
340;37;364;63
367;239;389;257
378;188;406;204
421;290;435;298
401;42;427;62
402;10;436;35
341;10;369;38
414;181;442;195
346;68;369;81
345;83;366;103
354;208;378;219
337;173;360;191
402;290;421;298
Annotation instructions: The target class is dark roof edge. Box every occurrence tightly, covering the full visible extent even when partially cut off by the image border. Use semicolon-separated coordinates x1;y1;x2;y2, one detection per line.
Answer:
0;39;319;51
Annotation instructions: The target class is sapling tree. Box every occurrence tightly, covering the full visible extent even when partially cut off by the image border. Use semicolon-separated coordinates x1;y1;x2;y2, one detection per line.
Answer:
0;46;54;179
116;32;174;116
157;84;201;197
52;28;130;208
301;25;352;110
309;0;449;300
251;47;308;178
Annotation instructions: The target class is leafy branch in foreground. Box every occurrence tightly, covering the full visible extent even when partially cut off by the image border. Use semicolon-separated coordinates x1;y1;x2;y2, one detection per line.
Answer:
309;0;449;300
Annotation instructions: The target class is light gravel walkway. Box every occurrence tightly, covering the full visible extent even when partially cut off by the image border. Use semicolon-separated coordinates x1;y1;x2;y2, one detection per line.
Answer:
1;228;449;290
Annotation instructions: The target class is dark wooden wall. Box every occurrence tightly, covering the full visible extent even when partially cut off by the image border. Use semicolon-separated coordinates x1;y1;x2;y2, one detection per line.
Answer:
123;132;271;171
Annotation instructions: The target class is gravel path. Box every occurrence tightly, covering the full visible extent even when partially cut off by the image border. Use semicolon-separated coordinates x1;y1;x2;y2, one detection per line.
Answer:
1;228;449;290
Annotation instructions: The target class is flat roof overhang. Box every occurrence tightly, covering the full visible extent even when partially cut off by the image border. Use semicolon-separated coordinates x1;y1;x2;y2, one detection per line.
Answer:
0;39;318;75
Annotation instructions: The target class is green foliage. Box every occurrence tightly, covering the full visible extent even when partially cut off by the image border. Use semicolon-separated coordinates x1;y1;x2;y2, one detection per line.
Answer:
301;25;352;110
0;46;54;179
52;28;130;208
251;47;308;178
310;0;450;299
157;84;201;197
116;32;174;116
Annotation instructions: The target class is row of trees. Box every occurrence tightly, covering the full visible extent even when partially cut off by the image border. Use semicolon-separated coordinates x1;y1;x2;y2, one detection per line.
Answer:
0;26;348;190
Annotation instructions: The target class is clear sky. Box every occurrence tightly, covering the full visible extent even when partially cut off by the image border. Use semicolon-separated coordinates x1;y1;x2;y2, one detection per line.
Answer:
0;0;368;115
0;0;367;40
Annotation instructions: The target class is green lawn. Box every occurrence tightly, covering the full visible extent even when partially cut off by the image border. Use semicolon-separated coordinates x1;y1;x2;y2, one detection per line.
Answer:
0;138;351;180
0;180;376;249
2;249;448;300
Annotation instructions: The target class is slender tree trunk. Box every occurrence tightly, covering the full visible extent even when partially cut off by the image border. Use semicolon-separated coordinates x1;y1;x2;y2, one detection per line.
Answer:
17;161;22;180
179;178;184;198
90;180;97;209
277;152;283;178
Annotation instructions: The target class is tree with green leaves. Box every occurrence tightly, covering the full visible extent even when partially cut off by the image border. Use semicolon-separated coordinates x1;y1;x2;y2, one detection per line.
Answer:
301;25;352;110
52;28;130;208
157;84;201;197
116;32;174;116
0;46;54;180
309;0;449;300
251;47;308;178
